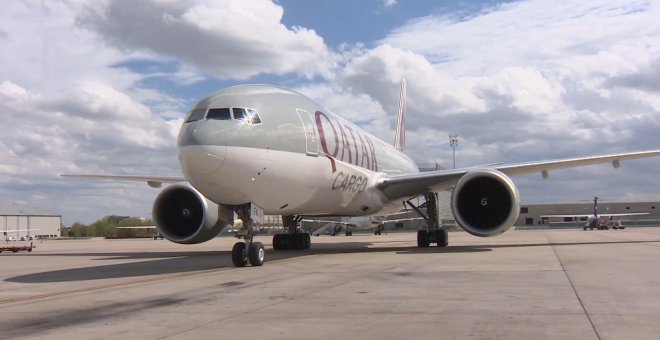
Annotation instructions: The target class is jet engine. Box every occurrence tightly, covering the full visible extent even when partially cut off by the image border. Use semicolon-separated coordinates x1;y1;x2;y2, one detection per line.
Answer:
451;169;520;237
153;184;229;244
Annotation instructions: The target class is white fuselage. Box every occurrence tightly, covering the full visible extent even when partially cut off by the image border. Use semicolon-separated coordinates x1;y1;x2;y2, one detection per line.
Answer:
177;85;418;217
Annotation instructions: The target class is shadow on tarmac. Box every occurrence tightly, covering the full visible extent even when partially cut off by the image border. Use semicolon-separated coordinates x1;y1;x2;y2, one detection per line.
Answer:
5;239;659;283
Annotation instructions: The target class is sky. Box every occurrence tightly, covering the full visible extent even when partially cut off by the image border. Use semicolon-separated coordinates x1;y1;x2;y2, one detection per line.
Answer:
2;0;660;225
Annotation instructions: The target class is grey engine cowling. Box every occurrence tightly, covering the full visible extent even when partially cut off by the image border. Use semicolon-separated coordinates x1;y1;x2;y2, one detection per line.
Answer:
152;184;230;244
451;169;520;237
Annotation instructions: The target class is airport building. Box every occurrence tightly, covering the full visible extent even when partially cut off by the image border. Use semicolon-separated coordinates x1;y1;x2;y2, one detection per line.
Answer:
516;201;660;228
1;203;62;240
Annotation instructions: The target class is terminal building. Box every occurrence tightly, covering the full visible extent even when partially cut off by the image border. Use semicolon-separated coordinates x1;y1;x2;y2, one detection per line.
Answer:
1;203;62;240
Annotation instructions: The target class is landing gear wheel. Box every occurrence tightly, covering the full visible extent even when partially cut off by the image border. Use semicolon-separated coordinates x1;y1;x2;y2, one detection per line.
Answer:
232;242;247;267
435;229;448;247
272;234;281;250
293;233;311;249
417;230;430;247
248;242;265;266
345;231;353;236
304;233;311;249
274;233;310;250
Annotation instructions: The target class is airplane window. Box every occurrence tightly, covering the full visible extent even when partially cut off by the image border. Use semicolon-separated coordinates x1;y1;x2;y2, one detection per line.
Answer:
246;108;262;124
233;107;262;125
207;108;231;120
185;108;207;123
233;108;246;119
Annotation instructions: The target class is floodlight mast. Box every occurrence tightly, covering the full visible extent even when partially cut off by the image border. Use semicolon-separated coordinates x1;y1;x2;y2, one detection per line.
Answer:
449;134;458;169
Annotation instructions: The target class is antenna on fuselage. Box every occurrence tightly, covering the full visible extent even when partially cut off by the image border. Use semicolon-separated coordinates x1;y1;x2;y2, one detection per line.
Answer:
394;77;406;152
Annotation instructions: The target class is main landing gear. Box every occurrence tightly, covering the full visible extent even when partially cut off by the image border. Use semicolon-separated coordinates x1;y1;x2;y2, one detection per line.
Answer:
406;192;449;247
231;204;265;267
272;215;311;250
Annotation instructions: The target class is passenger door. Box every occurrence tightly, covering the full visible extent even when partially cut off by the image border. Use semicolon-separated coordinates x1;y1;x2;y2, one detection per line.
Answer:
296;109;319;156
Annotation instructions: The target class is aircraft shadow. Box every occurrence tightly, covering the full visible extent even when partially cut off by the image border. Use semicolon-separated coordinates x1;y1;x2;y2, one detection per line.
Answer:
5;239;658;283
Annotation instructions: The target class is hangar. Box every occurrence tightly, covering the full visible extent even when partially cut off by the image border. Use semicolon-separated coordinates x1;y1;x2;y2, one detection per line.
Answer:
1;203;61;240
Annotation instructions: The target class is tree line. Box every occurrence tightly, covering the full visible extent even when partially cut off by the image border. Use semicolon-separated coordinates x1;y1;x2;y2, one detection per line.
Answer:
63;215;155;238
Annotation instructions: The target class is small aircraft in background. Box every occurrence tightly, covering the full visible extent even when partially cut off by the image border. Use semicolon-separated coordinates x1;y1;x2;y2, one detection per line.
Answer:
306;212;423;236
541;197;648;230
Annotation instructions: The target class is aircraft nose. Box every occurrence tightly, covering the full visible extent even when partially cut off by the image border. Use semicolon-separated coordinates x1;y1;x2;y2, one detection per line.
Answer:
178;145;227;176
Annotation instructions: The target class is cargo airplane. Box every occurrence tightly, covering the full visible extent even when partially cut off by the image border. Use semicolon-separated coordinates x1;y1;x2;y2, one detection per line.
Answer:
541;196;649;230
64;80;660;267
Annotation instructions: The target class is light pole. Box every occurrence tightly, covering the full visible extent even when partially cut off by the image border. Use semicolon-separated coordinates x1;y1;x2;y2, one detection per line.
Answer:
449;135;458;169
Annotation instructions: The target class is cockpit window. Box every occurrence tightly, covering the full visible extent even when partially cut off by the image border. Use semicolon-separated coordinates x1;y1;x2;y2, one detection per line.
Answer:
185;108;207;123
207;108;231;120
246;108;262;124
232;108;246;119
232;107;262;125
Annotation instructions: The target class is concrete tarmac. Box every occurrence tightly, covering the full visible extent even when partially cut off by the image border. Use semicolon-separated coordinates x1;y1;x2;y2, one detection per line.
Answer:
1;228;660;339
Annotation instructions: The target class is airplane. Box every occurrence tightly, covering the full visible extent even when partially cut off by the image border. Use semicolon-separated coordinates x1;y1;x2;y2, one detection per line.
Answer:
541;196;649;230
305;213;423;236
62;78;660;267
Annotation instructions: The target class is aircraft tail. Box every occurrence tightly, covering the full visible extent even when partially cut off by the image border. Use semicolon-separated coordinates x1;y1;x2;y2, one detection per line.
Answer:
394;78;406;151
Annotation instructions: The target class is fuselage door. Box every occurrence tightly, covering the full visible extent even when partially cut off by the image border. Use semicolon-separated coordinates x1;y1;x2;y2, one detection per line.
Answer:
296;109;319;156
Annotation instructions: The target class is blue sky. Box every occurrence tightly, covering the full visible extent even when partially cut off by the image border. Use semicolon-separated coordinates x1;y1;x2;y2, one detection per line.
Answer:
1;0;660;224
278;0;517;48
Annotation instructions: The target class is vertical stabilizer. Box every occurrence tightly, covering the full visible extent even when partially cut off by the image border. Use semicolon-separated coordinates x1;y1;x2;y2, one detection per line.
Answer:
394;78;406;151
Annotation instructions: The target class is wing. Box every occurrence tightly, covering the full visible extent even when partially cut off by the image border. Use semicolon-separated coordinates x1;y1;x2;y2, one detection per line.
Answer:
61;174;186;188
597;213;649;217
302;218;349;225
540;214;592;218
377;150;660;201
382;217;424;223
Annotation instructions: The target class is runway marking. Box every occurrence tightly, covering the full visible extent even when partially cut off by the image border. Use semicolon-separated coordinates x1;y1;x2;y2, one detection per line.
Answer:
0;268;223;305
545;231;602;340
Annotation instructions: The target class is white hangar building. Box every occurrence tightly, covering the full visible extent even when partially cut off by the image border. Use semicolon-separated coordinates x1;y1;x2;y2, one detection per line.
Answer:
1;203;61;240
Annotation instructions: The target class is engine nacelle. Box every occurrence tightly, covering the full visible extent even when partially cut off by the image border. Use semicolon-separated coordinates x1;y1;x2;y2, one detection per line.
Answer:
451;169;520;237
153;184;231;244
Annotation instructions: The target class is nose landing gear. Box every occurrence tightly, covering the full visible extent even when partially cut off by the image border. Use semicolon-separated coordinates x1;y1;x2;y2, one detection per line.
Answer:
231;203;265;267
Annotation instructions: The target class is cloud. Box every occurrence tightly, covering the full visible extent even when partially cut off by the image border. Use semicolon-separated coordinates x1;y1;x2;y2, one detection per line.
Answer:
360;0;660;198
0;2;184;224
75;0;337;80
0;80;181;223
291;0;660;203
318;1;660;164
383;0;397;8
